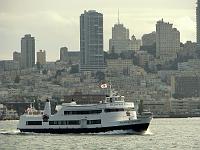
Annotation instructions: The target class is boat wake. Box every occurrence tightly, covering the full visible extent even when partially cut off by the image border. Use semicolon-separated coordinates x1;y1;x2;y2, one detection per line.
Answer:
0;129;153;136
0;129;21;135
86;129;153;136
0;127;153;136
142;129;153;136
0;129;40;135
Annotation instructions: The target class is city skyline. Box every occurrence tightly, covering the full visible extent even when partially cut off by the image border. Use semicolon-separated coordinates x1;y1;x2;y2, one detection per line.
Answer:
0;0;196;61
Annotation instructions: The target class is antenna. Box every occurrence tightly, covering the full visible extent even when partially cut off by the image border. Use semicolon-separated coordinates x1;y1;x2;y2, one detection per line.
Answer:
118;8;120;24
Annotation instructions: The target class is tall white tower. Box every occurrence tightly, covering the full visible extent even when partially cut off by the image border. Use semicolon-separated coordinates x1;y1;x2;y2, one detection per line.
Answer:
109;10;130;54
156;19;180;60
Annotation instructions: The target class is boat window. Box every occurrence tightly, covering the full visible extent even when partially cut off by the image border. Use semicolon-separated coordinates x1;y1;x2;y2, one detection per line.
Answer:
104;108;124;112
26;121;42;125
87;119;101;125
49;120;80;125
68;120;80;125
49;121;54;125
64;110;102;115
104;108;134;112
126;108;134;111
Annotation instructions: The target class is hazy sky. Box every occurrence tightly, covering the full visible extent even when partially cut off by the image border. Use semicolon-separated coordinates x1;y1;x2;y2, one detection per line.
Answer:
0;0;196;61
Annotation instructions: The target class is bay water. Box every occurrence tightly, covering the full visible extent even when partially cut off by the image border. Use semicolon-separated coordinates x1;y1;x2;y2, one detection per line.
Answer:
0;118;200;150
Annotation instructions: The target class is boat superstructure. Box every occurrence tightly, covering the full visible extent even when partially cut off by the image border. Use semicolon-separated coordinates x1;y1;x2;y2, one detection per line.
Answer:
17;90;152;133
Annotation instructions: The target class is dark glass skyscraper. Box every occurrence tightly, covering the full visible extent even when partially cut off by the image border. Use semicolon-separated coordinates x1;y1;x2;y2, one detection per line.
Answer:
80;10;105;72
21;34;35;69
197;0;200;47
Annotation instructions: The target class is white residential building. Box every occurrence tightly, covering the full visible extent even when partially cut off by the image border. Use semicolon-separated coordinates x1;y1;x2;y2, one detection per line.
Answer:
37;50;46;65
129;35;141;52
109;23;130;54
156;19;180;60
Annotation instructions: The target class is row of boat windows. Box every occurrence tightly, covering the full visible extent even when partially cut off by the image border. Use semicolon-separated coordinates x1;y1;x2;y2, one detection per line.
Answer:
104;108;133;112
49;120;101;125
63;108;134;115
26;121;42;125
64;110;102;115
26;120;101;126
49;120;80;125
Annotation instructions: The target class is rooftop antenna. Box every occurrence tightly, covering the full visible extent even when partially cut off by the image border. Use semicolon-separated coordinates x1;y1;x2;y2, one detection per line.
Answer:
118;8;120;24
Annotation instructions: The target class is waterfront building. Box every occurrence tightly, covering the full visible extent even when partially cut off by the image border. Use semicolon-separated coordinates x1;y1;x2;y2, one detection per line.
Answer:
171;75;200;98
156;19;180;60
143;99;170;116
60;47;68;62
37;50;46;65
21;34;35;69
80;10;105;72
0;104;6;119
170;98;188;115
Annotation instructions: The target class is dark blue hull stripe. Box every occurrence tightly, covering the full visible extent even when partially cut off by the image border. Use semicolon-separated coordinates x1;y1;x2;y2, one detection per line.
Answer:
19;123;150;134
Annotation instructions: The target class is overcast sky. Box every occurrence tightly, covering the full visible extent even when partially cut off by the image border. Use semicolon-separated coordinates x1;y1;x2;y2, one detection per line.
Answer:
0;0;196;61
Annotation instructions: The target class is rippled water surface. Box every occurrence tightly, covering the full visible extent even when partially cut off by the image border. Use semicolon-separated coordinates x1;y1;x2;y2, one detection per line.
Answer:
0;118;200;150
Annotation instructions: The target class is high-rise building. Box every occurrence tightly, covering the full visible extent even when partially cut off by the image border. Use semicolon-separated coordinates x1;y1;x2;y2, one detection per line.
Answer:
109;21;130;54
156;19;180;60
13;51;21;68
197;0;200;48
129;35;141;52
68;51;80;64
13;51;21;62
60;47;68;62
80;10;105;72
142;32;156;46
37;50;46;65
21;34;35;69
109;11;141;53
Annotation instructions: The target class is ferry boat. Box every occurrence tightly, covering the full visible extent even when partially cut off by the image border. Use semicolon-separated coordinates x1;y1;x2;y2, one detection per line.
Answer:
17;90;152;134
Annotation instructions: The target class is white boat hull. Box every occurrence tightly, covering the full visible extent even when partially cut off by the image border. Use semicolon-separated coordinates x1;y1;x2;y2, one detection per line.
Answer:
18;117;152;134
